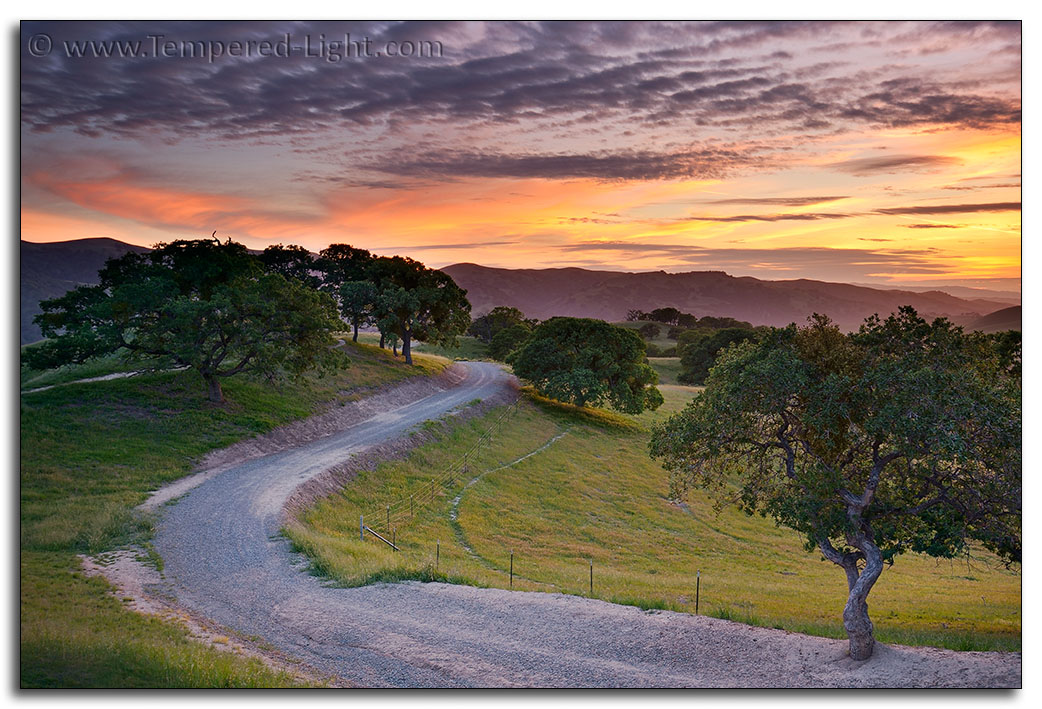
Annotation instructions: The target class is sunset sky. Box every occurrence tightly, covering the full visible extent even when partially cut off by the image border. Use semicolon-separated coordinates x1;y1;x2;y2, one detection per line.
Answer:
20;20;1021;290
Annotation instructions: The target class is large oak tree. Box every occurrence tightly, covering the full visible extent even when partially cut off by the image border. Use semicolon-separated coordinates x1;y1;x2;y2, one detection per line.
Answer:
24;238;344;403
509;317;663;414
649;309;1020;659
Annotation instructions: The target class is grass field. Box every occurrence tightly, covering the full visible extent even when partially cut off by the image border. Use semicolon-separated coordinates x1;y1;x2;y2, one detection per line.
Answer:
648;357;683;386
20;339;449;687
288;386;1021;653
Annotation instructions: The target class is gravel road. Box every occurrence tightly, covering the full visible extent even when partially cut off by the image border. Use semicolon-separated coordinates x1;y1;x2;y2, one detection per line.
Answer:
151;361;1021;688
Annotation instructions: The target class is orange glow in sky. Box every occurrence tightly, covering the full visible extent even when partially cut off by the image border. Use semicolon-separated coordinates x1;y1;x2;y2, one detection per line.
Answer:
21;21;1021;290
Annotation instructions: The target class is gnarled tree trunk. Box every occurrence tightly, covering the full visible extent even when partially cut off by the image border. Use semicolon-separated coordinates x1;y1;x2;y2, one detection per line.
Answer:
819;533;884;660
202;372;224;403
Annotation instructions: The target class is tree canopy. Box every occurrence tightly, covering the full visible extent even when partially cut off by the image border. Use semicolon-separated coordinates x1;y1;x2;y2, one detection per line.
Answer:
649;308;1020;659
25;238;344;402
259;243;320;289
369;256;471;364
509;317;663;414
468;306;536;344
676;327;760;384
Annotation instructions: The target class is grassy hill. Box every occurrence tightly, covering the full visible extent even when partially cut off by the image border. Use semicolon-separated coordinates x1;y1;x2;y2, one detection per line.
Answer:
20;340;448;687
287;387;1020;653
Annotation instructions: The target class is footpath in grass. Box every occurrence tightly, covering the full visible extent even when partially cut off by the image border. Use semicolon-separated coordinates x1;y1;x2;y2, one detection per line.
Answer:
20;340;448;688
288;386;1021;653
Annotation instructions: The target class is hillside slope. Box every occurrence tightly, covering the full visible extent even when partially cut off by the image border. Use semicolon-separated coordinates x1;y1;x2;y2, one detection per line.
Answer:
443;263;1010;332
21;238;149;344
965;305;1022;333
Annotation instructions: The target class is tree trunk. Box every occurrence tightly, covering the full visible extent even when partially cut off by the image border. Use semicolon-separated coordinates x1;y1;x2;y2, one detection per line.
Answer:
842;538;884;660
402;330;412;365
352;319;359;342
379;332;386;349
819;534;884;661
393;341;398;357
203;373;224;403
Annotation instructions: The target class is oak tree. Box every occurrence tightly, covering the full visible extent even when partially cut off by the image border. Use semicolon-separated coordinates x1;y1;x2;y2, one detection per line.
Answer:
649;309;1020;659
509;317;663;414
25;238;344;403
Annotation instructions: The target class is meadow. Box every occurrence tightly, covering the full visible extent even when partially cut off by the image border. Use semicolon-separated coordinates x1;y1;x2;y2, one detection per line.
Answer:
287;384;1021;653
19;340;447;687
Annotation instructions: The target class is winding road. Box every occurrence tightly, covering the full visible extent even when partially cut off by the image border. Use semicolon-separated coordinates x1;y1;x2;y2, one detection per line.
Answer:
151;361;1020;688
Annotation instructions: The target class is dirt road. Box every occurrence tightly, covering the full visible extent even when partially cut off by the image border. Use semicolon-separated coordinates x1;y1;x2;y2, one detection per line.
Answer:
150;361;1020;688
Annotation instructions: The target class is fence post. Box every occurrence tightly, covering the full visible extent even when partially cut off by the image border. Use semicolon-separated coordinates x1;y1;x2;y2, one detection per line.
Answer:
589;559;594;596
360;515;364;541
696;570;700;615
510;550;514;588
393;527;397;551
386;505;390;531
436;541;440;571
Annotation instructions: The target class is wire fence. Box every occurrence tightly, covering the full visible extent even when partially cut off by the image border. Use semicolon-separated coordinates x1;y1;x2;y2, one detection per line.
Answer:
359;395;522;540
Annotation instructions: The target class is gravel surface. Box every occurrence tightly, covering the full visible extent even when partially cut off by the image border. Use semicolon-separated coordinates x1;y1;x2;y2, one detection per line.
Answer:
149;361;1021;688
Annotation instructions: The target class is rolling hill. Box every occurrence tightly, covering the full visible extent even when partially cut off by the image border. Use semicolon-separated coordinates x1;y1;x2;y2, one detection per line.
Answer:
21;238;149;344
442;263;1014;332
964;306;1022;333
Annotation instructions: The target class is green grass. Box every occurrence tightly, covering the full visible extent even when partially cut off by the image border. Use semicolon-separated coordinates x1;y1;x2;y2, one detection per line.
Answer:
21;554;312;688
413;335;489;360
288;386;1021;653
21;347;149;390
20;339;449;687
648;357;684;386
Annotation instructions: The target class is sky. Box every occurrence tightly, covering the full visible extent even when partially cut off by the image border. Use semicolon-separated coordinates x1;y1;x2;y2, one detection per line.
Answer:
20;20;1022;290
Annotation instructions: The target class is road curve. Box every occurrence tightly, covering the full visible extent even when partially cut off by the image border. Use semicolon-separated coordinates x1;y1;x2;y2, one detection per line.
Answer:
152;361;1020;688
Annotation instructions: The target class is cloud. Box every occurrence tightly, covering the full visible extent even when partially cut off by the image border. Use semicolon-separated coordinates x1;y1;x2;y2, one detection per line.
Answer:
369;145;776;182
704;195;848;206
682;212;852;223
903;223;962;229
552;241;952;278
20;20;1021;152
827;154;961;175
875;202;1020;216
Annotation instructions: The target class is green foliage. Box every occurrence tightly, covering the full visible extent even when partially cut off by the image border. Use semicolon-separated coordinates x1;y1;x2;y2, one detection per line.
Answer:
650;306;1021;584
509;317;663;413
468;306;536;343
339;280;379;342
314;243;373;295
676;327;760;384
370;256;471;365
259;243;320;288
487;323;532;361
24;238;345;403
637;323;660;340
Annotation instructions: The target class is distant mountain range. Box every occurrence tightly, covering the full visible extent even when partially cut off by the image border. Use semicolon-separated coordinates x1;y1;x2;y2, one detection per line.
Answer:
19;238;1020;344
441;263;1016;333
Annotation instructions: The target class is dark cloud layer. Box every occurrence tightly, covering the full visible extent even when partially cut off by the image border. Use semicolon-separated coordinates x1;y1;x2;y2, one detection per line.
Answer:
827;154;962;175
875;202;1020;216
369;145;775;182
21;21;1021;184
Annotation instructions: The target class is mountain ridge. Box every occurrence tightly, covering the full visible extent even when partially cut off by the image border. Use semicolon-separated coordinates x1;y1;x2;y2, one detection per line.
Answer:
20;239;1018;344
